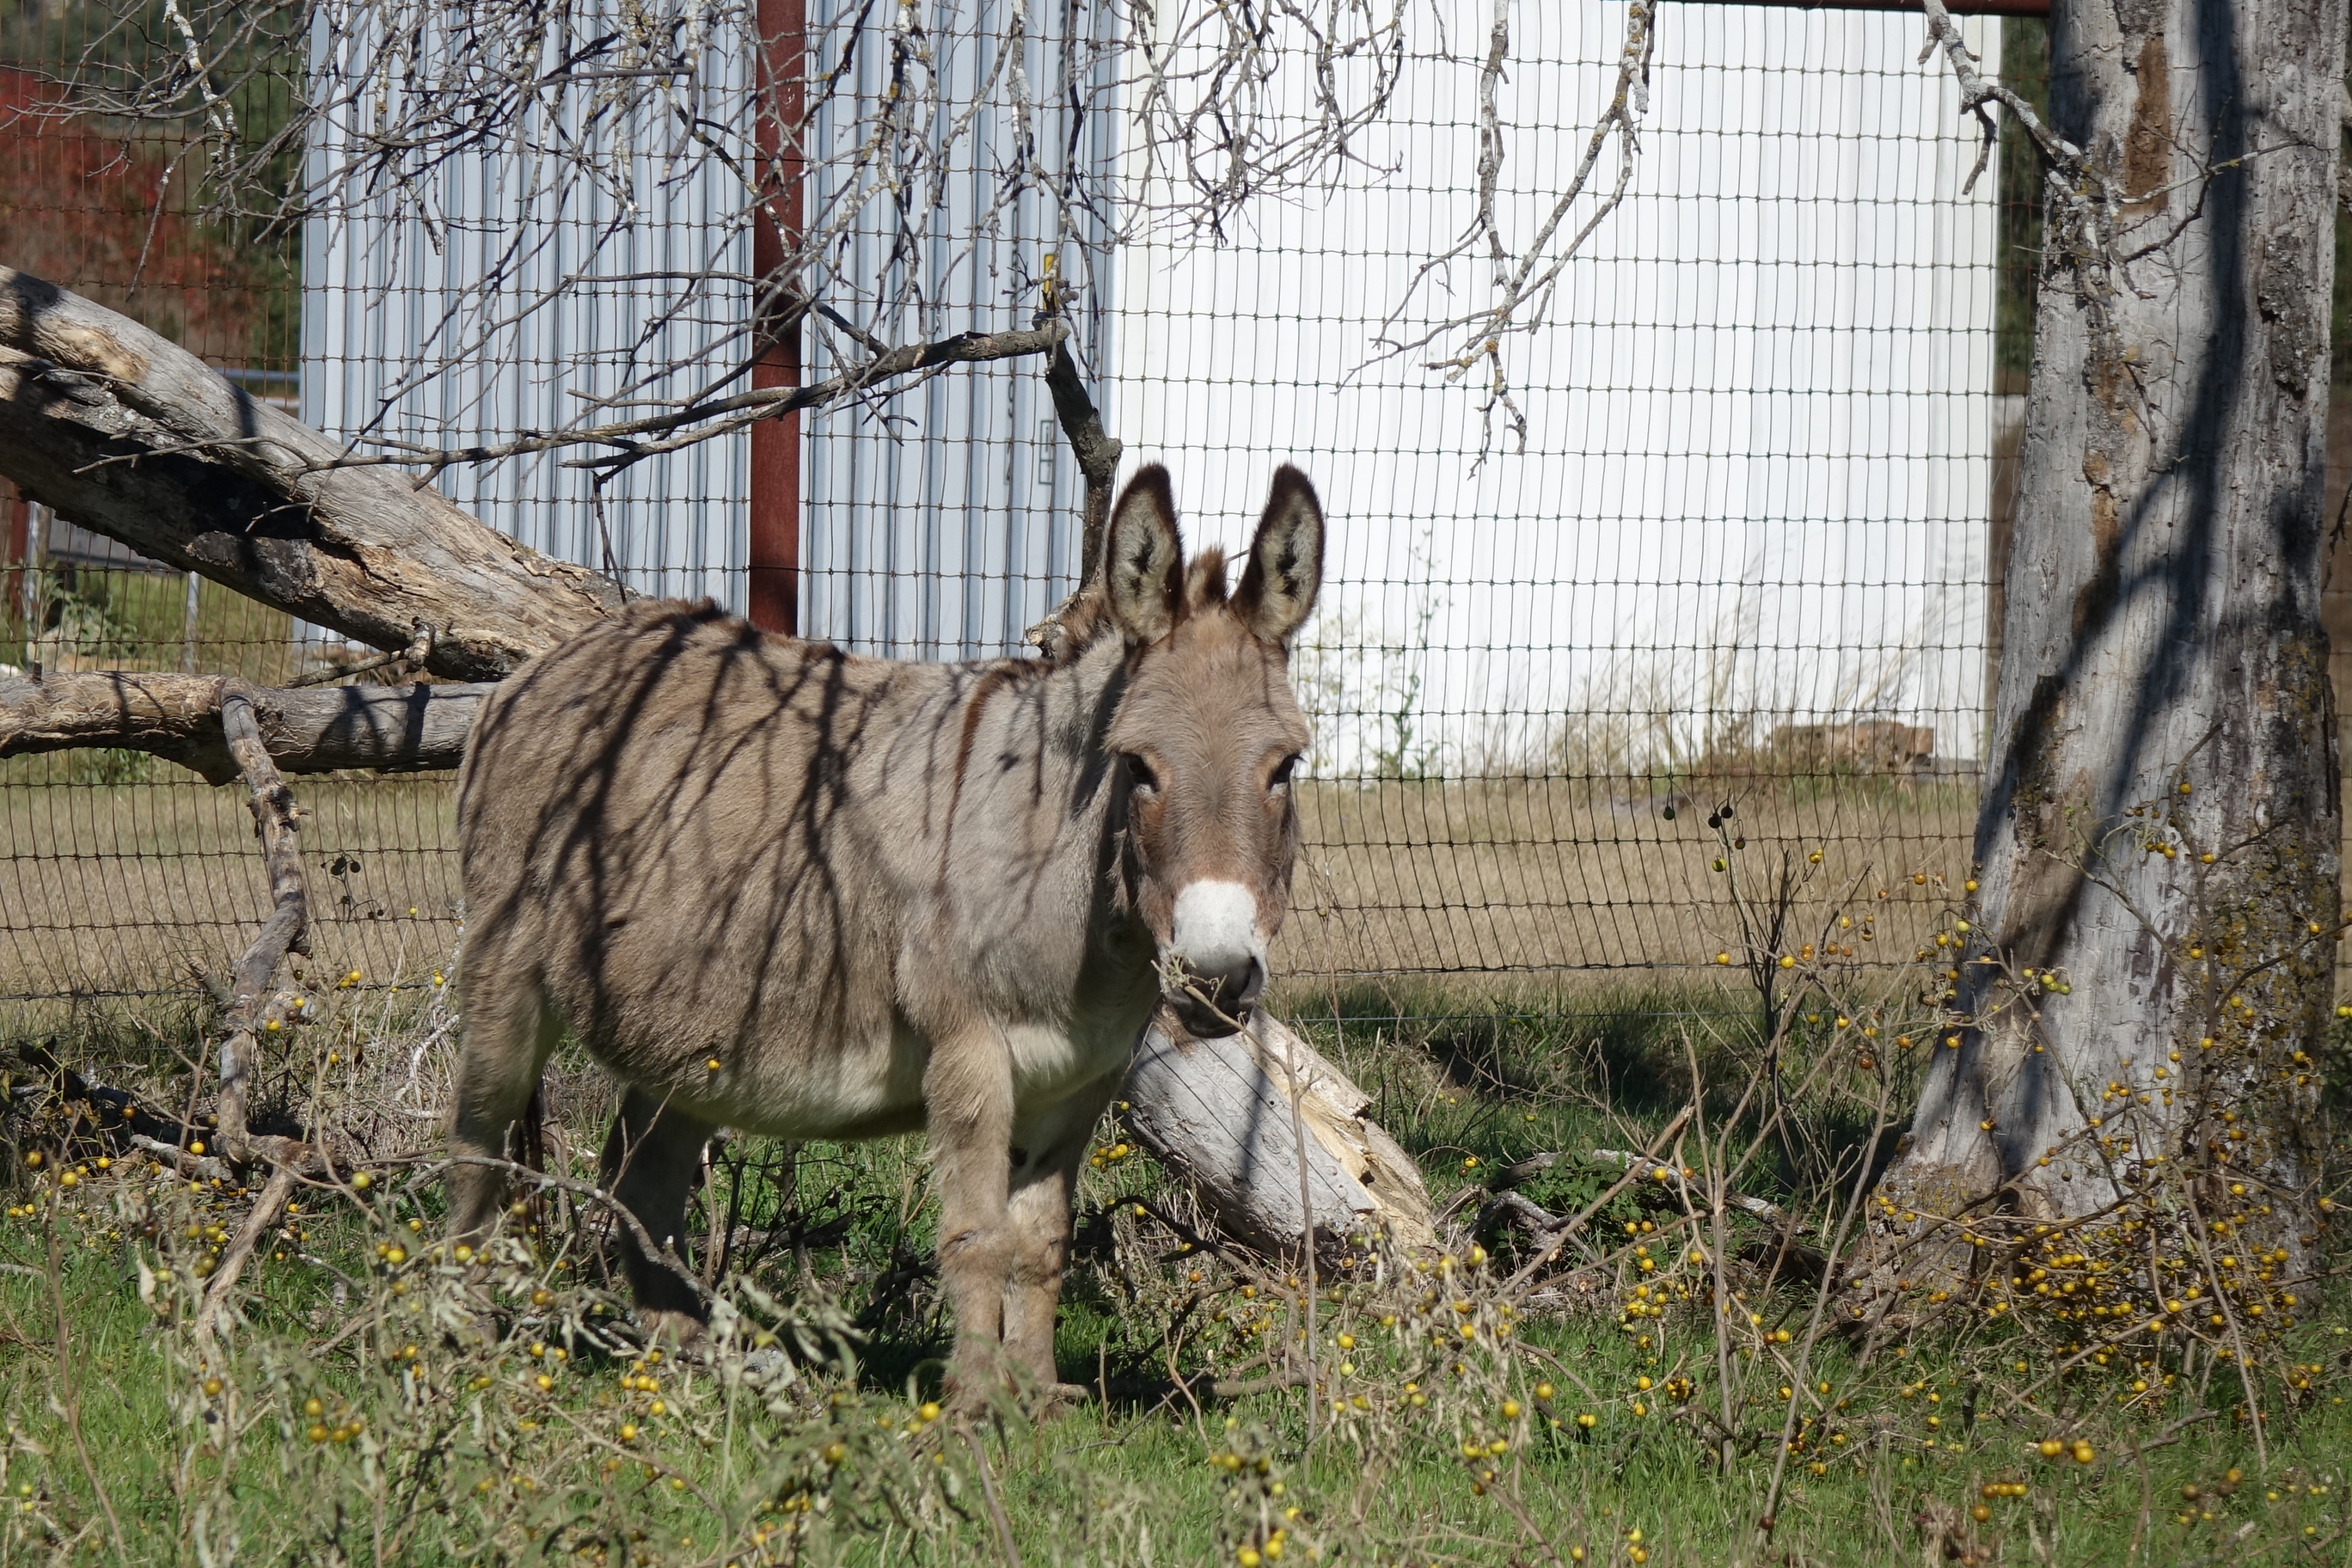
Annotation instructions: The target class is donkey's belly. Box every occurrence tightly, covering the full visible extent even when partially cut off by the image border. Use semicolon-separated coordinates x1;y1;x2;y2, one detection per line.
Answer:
585;1014;928;1142
1003;1015;1146;1106
602;1010;1143;1144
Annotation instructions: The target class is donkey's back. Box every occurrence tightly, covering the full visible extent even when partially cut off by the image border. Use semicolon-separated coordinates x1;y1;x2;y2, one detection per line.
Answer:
455;597;966;1141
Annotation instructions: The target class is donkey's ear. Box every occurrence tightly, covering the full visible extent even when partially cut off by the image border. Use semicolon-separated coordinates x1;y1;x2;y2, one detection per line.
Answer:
1234;465;1324;645
1103;465;1184;646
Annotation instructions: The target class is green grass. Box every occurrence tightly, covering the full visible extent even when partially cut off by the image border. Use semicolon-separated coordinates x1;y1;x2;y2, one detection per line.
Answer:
4;988;2349;1566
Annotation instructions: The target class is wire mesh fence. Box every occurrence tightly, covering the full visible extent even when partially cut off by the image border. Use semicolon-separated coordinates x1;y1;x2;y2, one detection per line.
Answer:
9;0;2315;1042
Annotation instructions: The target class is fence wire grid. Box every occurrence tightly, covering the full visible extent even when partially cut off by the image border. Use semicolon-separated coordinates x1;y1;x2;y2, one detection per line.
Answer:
9;0;2306;1038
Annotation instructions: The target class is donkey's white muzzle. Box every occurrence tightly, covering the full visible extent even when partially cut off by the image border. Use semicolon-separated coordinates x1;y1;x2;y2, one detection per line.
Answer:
1164;879;1269;1036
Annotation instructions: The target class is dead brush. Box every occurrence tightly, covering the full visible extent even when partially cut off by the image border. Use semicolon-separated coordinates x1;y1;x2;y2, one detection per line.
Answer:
6;1130;1163;1567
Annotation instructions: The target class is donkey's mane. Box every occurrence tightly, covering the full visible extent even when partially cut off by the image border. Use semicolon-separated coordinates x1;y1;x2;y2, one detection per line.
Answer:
1030;545;1236;670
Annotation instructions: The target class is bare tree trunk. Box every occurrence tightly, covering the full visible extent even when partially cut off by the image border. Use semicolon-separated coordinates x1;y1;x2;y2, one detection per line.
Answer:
1881;0;2345;1272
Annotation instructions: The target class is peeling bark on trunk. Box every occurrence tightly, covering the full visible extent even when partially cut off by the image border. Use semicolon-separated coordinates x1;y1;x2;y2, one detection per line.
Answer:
0;267;619;680
1879;0;2345;1272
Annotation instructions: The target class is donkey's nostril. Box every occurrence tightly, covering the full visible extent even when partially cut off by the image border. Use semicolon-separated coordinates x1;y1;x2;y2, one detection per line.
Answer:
1166;880;1270;1035
1164;955;1265;1036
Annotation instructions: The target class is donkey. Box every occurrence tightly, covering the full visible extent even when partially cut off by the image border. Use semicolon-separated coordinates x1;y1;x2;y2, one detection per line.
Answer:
445;464;1324;1401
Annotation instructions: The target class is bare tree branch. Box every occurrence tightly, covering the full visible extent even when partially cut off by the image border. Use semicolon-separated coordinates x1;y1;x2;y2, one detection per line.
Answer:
1916;0;2086;193
0;671;489;784
303;321;1071;476
0;266;620;680
1366;0;1657;459
211;682;310;1165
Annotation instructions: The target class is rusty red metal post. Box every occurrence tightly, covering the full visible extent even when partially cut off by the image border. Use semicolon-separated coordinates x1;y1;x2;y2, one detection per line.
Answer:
748;0;806;635
1;479;25;639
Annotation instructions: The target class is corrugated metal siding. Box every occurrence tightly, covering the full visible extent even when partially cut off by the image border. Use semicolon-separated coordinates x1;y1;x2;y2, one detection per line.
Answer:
301;4;754;610
300;1;1118;657
799;0;1119;658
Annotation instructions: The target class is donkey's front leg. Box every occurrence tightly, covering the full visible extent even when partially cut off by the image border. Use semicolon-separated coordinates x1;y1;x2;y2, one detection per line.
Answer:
925;1029;1016;1409
601;1087;719;1344
1001;1076;1120;1398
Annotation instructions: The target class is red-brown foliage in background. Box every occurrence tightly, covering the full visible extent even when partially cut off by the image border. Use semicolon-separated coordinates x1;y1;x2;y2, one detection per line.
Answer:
1;66;273;365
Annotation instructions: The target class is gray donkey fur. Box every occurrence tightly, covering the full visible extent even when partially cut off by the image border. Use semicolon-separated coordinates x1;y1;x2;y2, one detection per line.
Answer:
447;464;1324;1401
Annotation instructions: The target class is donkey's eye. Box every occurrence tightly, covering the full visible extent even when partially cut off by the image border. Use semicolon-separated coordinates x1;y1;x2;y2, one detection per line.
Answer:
1126;755;1161;794
1268;755;1300;792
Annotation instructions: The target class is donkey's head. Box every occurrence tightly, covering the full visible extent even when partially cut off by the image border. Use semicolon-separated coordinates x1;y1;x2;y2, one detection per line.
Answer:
1100;464;1324;1038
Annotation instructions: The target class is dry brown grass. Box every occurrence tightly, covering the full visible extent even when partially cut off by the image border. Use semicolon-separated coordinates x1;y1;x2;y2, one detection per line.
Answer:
1280;774;1977;982
1;770;1976;1020
0;775;463;1015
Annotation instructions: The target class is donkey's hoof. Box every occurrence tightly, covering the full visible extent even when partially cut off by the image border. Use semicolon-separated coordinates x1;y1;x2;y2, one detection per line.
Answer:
1035;1381;1095;1413
635;1308;708;1350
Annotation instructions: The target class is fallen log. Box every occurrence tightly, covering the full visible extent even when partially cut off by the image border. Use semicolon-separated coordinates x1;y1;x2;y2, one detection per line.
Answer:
0;670;490;783
0;266;619;680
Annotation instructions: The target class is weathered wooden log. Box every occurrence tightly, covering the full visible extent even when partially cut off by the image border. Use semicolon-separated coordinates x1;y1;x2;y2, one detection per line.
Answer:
0;671;490;783
0;267;621;680
1125;1011;1435;1260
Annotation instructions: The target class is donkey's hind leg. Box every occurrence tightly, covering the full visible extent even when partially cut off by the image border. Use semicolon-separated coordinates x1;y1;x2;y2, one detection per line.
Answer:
601;1087;718;1339
448;965;561;1248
